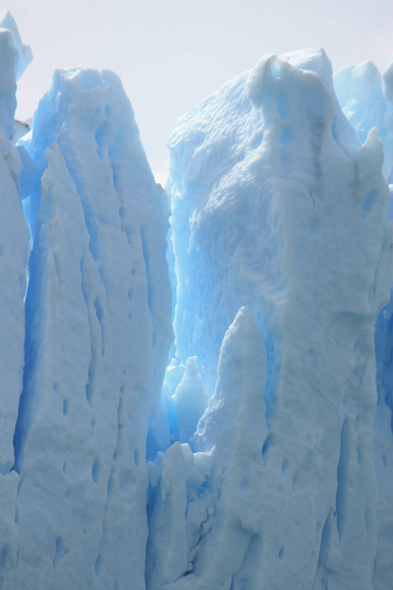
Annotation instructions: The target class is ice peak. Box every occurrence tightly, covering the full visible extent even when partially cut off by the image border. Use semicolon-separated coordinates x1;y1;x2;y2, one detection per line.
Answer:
0;11;32;81
173;357;208;448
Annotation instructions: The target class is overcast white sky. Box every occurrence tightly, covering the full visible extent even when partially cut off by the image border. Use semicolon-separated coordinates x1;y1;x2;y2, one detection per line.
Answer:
3;0;393;183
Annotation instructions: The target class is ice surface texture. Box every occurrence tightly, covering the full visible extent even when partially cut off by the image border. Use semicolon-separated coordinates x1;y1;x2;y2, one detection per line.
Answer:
166;49;392;589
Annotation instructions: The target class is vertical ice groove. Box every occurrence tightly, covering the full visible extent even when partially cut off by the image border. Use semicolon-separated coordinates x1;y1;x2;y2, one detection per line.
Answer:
79;256;100;407
373;279;393;590
335;417;350;542
94;386;125;574
313;512;332;590
167;48;391;589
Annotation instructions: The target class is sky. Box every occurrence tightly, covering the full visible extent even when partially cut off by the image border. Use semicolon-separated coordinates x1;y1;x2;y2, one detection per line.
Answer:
3;0;393;184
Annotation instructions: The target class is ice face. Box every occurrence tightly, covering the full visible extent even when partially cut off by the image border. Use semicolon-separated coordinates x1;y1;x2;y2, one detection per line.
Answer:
0;39;173;586
0;18;31;588
167;49;392;589
13;66;173;589
373;281;393;590
13;144;114;588
189;307;269;589
334;59;393;589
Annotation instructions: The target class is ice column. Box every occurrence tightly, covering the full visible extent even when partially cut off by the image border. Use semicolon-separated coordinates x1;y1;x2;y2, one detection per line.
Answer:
334;58;393;588
173;357;208;448
167;49;392;589
12;67;173;589
0;15;31;587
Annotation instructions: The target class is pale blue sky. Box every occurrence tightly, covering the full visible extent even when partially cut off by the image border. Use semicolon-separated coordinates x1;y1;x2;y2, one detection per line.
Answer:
3;0;393;183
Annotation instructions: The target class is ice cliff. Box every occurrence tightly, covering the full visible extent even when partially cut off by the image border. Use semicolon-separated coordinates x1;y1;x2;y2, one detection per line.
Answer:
0;12;392;590
0;14;31;590
165;49;393;590
0;12;172;590
333;59;393;590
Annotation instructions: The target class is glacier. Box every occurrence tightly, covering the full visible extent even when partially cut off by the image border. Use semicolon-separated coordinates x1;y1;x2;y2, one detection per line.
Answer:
0;11;392;590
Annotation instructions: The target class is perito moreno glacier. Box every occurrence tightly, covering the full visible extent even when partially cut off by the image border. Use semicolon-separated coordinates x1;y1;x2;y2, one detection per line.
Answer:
0;10;391;590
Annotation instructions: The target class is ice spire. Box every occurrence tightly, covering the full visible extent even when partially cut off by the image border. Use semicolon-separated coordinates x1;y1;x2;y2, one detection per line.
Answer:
173;357;208;448
167;48;392;589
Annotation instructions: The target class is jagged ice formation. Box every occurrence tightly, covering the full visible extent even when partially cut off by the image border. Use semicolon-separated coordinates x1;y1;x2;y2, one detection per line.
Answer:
334;59;393;590
0;12;392;590
0;13;173;590
165;49;393;590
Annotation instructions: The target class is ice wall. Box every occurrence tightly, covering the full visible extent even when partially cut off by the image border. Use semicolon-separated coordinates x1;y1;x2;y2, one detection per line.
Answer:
0;16;31;588
0;12;173;588
189;306;269;590
10;66;173;590
167;49;392;589
374;292;393;590
334;60;393;589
